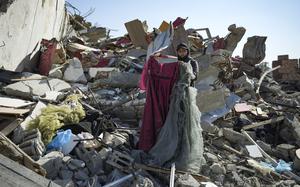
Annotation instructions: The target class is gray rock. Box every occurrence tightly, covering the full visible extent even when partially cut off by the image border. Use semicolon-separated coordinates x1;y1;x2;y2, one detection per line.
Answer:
75;147;104;175
87;175;102;187
68;159;85;170
226;164;237;172
281;116;300;147
106;169;128;184
3;78;71;99
133;175;154;187
63;58;87;83
222;128;248;144
256;140;273;155
88;67;119;79
175;174;200;187
98;147;112;160
89;71;140;89
74;170;89;181
275;143;296;160
75;180;88;187
127;48;147;58
37;151;64;179
210;163;226;175
224;24;246;52
53;179;75;187
204;152;218;163
49;67;63;79
62;156;72;163
59;169;73;180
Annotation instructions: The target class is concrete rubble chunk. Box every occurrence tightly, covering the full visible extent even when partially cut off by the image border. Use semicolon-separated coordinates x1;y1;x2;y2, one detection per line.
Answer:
74;170;89;181
37;151;64;179
53;179;75;187
89;71;140;89
88;67;119;80
133;175;154;187
204;152;219;163
222;128;248;144
75;180;88;187
210;163;226;175
224;24;246;52
62;156;72;164
87;175;102;187
242;36;267;66
74;146;104;176
68;159;86;170
175;174;200;187
2;2;300;186
127;48;147;58
49;66;64;79
63;58;87;83
197;89;225;112
275;144;296;161
125;19;148;49
59;169;73;180
3;78;71;99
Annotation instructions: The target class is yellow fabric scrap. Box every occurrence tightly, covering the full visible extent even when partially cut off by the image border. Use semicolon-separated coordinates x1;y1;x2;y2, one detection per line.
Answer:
28;94;85;144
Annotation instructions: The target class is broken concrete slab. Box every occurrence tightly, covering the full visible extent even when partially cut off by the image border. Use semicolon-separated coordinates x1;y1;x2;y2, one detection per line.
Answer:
80;26;106;42
3;78;71;100
88;67;119;80
242;36;267;66
63;58;87;83
37;151;64;179
125;19;148;49
66;42;100;53
39;91;64;102
89;71;140;89
224;24;246;52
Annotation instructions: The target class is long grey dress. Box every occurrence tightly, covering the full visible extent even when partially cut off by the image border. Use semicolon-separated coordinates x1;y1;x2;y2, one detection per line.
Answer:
149;61;204;173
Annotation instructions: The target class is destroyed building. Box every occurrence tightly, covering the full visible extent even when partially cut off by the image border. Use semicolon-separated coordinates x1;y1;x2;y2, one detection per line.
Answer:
1;0;300;187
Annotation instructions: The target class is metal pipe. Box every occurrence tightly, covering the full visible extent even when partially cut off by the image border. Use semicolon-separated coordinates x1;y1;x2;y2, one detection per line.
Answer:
103;170;140;187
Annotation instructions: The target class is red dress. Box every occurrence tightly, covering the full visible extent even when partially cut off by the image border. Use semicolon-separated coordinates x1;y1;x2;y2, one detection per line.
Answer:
138;56;179;152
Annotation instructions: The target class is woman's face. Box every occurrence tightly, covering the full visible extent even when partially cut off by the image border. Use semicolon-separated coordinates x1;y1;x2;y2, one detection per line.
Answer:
177;48;188;58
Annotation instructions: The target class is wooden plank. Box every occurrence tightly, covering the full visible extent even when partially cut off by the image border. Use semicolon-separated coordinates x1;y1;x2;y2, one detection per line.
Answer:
0;154;59;187
125;19;148;49
0;132;46;176
242;116;285;130
0;118;23;136
0;107;30;116
0;96;34;108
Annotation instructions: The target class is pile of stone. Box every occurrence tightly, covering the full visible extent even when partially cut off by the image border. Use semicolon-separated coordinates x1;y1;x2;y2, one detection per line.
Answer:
0;3;300;187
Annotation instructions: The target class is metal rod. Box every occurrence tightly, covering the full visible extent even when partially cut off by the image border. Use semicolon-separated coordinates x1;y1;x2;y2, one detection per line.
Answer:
103;170;140;187
170;163;176;187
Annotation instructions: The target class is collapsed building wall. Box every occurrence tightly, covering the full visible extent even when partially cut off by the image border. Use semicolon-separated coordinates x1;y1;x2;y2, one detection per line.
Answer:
0;0;68;71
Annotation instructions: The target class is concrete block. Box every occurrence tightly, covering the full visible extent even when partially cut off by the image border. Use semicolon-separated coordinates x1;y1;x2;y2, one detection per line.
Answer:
63;58;87;83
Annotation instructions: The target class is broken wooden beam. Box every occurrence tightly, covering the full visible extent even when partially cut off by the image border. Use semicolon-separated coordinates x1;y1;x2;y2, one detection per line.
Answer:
242;116;285;130
0;118;23;136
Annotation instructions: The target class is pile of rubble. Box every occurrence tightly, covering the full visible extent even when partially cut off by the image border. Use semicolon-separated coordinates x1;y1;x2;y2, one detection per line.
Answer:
1;3;300;187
